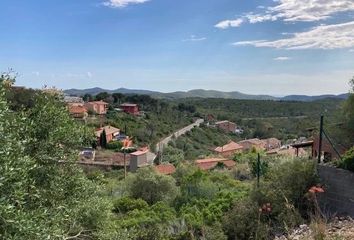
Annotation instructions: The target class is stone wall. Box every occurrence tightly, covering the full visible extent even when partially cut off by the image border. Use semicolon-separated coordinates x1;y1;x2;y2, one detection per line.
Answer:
318;165;354;218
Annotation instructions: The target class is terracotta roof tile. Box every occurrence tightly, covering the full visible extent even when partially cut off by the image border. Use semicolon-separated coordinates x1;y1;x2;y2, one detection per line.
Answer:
214;141;243;153
154;164;176;175
69;105;87;114
95;126;120;137
195;158;236;170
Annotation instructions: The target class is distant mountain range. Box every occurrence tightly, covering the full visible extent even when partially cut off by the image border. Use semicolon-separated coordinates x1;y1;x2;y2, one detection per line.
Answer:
64;87;349;102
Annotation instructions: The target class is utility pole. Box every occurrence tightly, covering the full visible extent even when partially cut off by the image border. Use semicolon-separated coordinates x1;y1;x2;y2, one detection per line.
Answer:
318;115;324;163
257;153;260;188
123;149;127;179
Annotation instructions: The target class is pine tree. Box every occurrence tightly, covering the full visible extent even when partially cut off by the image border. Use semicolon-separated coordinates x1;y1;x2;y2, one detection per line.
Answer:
100;129;107;148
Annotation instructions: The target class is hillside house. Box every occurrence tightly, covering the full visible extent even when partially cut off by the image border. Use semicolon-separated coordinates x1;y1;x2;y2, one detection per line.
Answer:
120;103;139;115
312;136;347;161
267;147;307;158
238;138;265;151
95;126;120;143
195;158;236;171
215;120;237;133
262;138;282;151
85;101;108;115
129;148;155;172
214;141;243;158
154;164;176;175
68;105;88;120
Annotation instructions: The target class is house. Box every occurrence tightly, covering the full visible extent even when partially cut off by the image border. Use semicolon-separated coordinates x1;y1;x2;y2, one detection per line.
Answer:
214;141;243;158
267;147;307;158
95;126;120;143
215;120;237;133
205;114;215;123
262;138;282;151
129;148;153;172
154;164;176;175
238;138;265;151
68;105;88;120
85;101;108;115
64;96;84;105
312;136;347;161
120;103;139;115
195;158;236;171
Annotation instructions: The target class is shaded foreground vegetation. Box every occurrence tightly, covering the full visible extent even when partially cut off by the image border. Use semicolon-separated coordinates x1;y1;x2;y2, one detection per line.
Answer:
1;73;354;239
0;76;319;239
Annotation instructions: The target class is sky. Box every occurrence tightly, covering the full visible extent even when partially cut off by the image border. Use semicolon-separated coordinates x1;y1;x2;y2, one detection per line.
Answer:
0;0;354;95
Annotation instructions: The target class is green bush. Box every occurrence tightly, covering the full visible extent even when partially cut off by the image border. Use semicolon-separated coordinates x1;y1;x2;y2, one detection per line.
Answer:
222;199;270;240
223;158;317;239
231;163;253;181
106;140;123;150
338;146;354;172
113;197;149;214
125;167;178;205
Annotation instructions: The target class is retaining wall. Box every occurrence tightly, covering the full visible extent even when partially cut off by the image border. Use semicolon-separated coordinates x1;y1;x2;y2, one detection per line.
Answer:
318;165;354;218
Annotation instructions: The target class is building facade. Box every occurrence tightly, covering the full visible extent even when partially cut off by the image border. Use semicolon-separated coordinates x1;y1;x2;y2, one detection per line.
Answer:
85;101;108;115
120;103;139;115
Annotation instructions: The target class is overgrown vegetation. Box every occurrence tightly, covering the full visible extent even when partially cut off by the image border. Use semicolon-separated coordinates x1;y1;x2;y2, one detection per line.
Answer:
165;124;240;160
178;97;343;141
2;71;353;239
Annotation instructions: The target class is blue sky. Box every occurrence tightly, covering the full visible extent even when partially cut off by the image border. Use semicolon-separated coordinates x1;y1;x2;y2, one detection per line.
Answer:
0;0;354;95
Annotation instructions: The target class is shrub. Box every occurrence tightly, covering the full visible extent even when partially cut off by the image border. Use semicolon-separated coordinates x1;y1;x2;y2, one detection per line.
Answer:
338;146;354;172
222;199;270;240
125;167;178;205
106;140;123;150
223;158;317;239
113;197;149;214
231;163;253;181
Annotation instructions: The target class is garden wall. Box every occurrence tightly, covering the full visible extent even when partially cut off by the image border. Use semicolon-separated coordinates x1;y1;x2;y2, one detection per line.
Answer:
318;165;354;218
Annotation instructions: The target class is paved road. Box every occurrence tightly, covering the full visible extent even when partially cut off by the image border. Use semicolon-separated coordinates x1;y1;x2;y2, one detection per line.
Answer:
241;115;308;121
155;118;204;153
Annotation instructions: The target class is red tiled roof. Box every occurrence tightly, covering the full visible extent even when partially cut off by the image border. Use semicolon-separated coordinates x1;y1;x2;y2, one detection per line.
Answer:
154;164;176;175
69;105;87;114
197;162;218;170
130;149;149;156
214;141;243;153
195;158;236;170
95;126;120;137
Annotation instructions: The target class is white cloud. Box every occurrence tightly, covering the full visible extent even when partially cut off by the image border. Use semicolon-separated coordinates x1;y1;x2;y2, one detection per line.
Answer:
87;72;93;78
216;0;354;28
349;49;354;52
103;0;150;8
182;35;207;42
274;56;291;61
269;0;354;22
32;71;40;76
233;21;354;49
245;13;278;23
215;18;243;29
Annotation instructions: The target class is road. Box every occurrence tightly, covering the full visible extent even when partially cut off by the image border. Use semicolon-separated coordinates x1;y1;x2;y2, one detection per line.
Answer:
241;115;308;121
155;118;204;153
